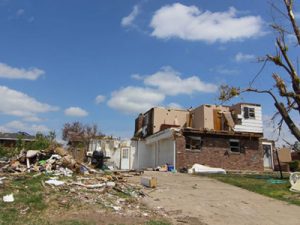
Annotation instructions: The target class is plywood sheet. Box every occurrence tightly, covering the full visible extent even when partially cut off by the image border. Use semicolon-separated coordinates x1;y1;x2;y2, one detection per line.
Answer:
213;109;222;131
278;148;292;163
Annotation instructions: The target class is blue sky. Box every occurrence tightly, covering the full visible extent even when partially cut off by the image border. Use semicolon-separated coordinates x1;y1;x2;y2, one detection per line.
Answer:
0;0;299;143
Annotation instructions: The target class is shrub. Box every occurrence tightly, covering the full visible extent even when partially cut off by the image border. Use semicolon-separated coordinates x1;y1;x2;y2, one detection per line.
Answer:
0;145;20;158
289;161;299;172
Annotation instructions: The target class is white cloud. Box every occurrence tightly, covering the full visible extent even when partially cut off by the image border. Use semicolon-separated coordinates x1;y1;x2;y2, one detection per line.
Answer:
121;5;140;27
131;74;144;80
95;95;106;104
0;62;44;80
211;65;239;75
64;107;88;117
0;125;10;133
23;116;43;122
167;102;183;109
0;120;50;134
150;3;264;43
0;85;59;117
30;124;50;133
235;52;255;62
108;67;217;114
4;120;27;131
144;66;217;95
108;86;165;114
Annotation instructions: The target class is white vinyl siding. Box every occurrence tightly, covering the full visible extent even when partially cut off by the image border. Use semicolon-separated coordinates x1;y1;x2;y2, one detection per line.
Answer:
234;105;263;133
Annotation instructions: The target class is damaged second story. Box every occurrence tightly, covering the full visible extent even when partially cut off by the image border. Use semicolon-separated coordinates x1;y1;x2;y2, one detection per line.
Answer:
192;103;263;134
134;102;263;138
132;102;269;172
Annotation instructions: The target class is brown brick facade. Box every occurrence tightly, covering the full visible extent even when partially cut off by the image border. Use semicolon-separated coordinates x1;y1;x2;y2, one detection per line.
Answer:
176;134;263;171
134;114;144;135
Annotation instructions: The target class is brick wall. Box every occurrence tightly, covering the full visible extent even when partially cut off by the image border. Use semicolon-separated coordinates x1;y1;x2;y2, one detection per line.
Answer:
176;134;263;171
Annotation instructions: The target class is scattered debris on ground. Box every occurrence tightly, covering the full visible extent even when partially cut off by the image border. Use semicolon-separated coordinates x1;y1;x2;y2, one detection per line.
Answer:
2;193;14;202
141;176;157;188
0;147;171;224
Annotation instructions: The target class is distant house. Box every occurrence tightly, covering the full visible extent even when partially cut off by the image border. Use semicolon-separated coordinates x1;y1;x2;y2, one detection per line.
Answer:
131;103;274;171
0;132;35;148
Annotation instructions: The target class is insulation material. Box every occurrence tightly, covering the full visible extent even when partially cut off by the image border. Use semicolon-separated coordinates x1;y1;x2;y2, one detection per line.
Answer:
223;112;235;129
188;164;226;174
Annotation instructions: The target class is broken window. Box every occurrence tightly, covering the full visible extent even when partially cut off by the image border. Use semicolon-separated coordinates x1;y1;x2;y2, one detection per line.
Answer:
243;107;255;119
186;136;202;151
229;139;240;153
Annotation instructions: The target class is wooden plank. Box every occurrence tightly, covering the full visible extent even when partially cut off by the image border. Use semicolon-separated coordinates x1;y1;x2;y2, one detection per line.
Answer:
213;109;222;131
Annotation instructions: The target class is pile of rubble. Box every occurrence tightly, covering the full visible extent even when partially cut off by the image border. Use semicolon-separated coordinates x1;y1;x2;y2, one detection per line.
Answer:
0;147;147;211
0;147;94;175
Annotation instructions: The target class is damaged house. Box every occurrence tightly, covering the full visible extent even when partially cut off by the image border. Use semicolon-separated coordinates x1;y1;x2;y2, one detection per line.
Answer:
88;137;136;170
132;103;273;171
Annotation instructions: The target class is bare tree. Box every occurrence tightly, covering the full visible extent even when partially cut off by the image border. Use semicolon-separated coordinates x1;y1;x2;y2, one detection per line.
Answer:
62;121;101;153
219;0;300;142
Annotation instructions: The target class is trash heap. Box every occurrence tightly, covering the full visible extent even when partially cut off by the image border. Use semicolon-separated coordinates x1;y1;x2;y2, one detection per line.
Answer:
1;146;147;216
0;147;93;175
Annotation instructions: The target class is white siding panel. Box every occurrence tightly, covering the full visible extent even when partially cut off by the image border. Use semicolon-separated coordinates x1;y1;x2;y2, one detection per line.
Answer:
235;104;263;133
234;125;263;133
240;121;263;125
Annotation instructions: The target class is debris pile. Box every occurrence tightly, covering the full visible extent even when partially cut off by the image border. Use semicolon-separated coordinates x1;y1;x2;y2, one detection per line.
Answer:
0;147;92;175
0;147;147;214
40;171;146;216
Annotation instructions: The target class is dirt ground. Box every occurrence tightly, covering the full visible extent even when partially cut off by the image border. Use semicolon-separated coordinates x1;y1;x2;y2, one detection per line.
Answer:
129;171;300;225
0;172;169;225
48;208;164;225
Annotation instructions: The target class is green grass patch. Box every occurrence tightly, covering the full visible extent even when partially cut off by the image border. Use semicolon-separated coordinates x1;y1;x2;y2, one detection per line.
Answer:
107;220;171;225
145;220;172;225
55;220;96;225
0;174;48;225
205;173;300;206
